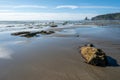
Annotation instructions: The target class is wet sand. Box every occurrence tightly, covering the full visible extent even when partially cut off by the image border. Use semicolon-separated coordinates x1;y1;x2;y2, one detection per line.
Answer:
0;26;120;80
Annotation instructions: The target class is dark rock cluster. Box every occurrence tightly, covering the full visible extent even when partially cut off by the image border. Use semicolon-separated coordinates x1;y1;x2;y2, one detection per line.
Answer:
92;13;120;20
11;30;55;38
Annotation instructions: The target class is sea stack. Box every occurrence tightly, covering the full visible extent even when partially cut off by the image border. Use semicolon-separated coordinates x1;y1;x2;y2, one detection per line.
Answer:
80;44;108;67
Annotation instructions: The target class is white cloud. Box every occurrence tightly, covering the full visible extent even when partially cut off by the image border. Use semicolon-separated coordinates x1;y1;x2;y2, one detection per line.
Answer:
0;5;118;10
56;5;79;9
0;12;97;20
0;5;47;9
56;5;119;9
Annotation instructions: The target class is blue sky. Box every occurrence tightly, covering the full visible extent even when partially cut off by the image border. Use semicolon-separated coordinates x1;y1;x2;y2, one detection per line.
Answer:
0;0;119;20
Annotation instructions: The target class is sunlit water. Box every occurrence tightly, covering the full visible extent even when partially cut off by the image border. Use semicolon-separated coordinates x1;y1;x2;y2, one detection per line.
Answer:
0;22;120;80
0;22;120;60
75;26;120;42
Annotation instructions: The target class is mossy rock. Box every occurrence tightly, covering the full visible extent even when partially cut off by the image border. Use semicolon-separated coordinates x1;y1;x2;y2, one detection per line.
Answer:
80;45;108;66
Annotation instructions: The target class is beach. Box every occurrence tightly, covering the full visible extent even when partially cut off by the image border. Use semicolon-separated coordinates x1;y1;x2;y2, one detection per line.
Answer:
0;24;120;80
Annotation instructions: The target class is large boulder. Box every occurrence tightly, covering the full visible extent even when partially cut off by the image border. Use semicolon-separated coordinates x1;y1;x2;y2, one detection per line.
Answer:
80;44;108;66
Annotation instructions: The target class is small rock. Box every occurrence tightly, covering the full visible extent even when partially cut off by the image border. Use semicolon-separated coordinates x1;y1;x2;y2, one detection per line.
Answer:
50;25;58;27
49;22;57;27
39;30;55;34
6;25;14;27
85;43;94;47
20;32;38;38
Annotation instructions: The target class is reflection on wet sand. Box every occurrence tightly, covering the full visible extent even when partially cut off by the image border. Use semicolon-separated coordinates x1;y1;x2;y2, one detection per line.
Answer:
0;26;120;80
0;47;13;59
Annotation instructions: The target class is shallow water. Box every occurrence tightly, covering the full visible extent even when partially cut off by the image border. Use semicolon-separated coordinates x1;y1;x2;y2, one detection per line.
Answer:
0;25;120;57
0;24;120;80
75;26;120;42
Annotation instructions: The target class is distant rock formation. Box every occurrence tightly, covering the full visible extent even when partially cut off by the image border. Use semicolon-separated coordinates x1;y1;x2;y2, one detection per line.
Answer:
84;17;89;20
92;13;120;20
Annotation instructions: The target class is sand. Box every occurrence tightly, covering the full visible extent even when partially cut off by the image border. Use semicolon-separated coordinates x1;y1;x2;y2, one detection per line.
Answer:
0;26;120;80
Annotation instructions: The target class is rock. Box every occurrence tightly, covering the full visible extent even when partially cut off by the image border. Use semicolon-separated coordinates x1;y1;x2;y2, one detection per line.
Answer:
39;30;55;34
20;32;39;38
85;43;94;47
11;31;30;36
49;22;58;27
62;21;68;25
6;25;14;27
50;24;57;27
11;30;55;38
47;31;55;34
80;44;108;66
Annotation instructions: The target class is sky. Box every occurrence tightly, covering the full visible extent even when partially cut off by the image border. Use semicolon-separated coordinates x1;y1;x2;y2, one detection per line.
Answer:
0;0;119;20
